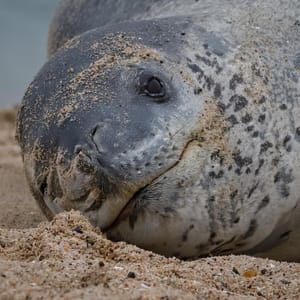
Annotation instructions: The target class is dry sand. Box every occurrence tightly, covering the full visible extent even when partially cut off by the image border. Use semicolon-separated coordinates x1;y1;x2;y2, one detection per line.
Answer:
0;108;299;299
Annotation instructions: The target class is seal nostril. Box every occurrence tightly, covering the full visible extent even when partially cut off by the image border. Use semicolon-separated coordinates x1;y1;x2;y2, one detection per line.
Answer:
91;127;97;137
74;145;83;154
39;179;47;196
90;123;105;138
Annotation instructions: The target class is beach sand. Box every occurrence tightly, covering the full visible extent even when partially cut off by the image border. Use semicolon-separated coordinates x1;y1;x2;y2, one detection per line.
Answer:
0;107;299;299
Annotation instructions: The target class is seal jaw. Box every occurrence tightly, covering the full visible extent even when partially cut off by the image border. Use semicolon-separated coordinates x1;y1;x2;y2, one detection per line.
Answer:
40;136;188;230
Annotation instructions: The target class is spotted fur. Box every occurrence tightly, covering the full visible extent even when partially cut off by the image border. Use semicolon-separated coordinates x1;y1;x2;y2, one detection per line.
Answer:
17;0;300;261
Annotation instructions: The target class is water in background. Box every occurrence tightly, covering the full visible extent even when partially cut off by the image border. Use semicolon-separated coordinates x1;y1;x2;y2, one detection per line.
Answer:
0;0;59;107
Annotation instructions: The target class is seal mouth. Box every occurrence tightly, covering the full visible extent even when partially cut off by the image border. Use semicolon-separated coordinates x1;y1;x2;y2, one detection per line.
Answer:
100;168;166;233
101;139;197;232
85;155;181;231
40;139;196;231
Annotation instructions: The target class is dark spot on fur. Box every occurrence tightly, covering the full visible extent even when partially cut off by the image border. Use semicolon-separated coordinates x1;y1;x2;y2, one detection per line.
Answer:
204;75;214;90
252;131;259;138
182;224;194;242
259;96;266;104
215;65;223;74
188;63;201;73
230;190;238;200
210;232;216;239
241;114;253;124
208;170;224;179
197;70;205;82
245;167;251;174
255;159;264;176
272;157;280;166
260;141;273;153
234;217;240;224
164;206;176;214
229;74;243;90
251;63;262;77
210;151;224;164
248;183;258;198
235;168;242;175
217;101;226;112
194;86;203;95
227;115;239;126
279;104;287;110
214;83;222;98
233;152;253;168
196;55;212;66
256;195;270;213
283;135;291;146
246;125;254;132
258;114;266;123
209;196;215;202
229;95;248;112
243;219;257;239
274;172;280;183
274;169;294;185
279;184;290;198
286;145;292;152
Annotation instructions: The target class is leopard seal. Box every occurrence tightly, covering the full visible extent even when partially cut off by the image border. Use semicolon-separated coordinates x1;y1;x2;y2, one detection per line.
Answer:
16;0;300;261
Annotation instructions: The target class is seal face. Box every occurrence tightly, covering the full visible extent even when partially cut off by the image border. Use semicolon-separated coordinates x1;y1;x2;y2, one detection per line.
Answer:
17;0;300;261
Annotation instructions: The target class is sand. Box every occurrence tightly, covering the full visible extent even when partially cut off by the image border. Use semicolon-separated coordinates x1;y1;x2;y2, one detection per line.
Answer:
0;107;299;299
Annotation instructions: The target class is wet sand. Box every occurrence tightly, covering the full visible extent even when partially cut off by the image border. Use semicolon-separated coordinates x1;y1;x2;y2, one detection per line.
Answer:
0;108;299;299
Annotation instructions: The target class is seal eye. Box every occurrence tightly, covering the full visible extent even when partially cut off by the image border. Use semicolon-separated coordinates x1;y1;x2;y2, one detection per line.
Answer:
146;77;164;95
138;72;167;101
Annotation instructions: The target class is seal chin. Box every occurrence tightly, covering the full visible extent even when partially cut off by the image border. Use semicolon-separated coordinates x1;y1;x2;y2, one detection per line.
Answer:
85;189;138;230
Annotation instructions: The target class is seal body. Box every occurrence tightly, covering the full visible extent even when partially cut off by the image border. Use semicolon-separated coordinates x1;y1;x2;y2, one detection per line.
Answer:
17;0;300;261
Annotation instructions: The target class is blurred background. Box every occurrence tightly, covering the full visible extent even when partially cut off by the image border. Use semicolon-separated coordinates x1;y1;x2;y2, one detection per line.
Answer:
0;0;59;108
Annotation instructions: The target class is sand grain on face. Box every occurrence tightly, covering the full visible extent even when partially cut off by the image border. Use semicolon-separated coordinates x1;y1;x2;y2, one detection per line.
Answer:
0;107;299;299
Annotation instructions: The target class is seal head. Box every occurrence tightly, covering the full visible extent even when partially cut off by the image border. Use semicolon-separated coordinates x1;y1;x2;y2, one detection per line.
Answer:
17;19;212;256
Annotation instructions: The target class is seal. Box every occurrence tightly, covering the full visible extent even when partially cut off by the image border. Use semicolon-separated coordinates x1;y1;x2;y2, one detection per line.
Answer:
16;0;300;261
